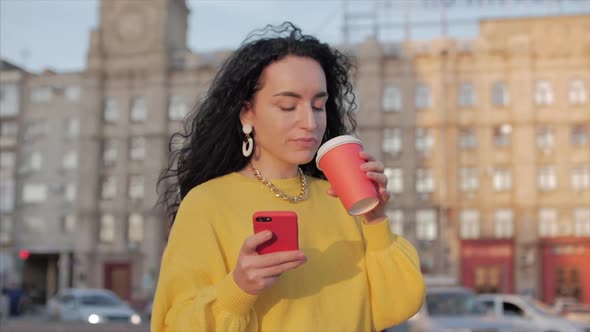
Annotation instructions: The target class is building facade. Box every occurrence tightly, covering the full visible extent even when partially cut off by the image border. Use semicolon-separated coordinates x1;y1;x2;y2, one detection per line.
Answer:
1;0;588;306
355;15;590;304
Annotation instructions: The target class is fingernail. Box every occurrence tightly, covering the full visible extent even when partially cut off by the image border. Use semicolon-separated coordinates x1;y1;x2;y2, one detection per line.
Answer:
265;231;272;238
296;252;305;259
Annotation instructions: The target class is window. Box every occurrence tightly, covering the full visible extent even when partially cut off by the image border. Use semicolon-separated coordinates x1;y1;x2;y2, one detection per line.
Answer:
130;96;147;122
22;183;47;204
0;151;16;169
495;209;513;238
491;81;509;107
574;208;590;236
65;117;79;138
102;139;118;166
64;85;80;102
416;168;434;193
493;168;512;191
1;122;18;138
382;128;402;156
569;79;587;105
538;166;557;191
387;210;404;235
168;95;188;121
30;87;53;103
23;120;48;141
415;83;432;109
534;80;554;106
539;208;558;237
62;214;76;233
0;176;14;212
0;83;19;117
128;175;144;200
103;97;119;123
129;137;145;161
572;165;590;191
571;125;589;145
64;183;76;202
459;128;477;149
24;215;43;232
128;213;144;244
460;167;479;192
503;302;525;317
21;151;43;173
536;126;554;149
101;176;117;200
416;209;437;240
100;214;115;243
383;84;402;112
493;124;511;148
460;210;479;239
415;128;433;155
384;168;403;193
458;82;476;107
62;150;77;170
0;216;13;244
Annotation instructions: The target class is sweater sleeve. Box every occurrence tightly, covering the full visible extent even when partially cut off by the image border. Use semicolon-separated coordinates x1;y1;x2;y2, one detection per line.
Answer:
151;190;259;332
360;218;426;331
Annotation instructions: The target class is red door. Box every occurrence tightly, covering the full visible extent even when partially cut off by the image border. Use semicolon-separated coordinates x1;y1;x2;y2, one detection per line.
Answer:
104;262;131;300
541;238;590;305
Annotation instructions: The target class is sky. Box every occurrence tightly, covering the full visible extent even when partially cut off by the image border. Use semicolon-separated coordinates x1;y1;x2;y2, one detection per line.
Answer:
0;0;589;73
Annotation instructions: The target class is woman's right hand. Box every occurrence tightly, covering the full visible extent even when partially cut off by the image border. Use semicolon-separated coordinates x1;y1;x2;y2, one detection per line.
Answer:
233;231;307;295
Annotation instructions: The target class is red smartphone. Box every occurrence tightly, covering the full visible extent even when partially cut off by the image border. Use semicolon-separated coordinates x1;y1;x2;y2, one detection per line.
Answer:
252;211;298;255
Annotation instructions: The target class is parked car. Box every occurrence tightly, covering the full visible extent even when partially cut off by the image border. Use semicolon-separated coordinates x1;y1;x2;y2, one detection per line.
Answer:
46;288;142;325
553;297;590;324
385;287;515;332
476;294;590;332
144;298;153;321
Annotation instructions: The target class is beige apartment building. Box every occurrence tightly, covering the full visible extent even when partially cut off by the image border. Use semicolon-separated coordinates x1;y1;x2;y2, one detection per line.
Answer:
356;15;590;304
1;0;588;306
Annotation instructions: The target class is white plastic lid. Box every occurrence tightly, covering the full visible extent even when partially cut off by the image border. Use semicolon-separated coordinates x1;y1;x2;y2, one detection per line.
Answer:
315;135;363;170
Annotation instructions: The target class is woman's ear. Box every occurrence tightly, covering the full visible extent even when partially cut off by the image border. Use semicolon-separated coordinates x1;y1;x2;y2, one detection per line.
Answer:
239;101;253;127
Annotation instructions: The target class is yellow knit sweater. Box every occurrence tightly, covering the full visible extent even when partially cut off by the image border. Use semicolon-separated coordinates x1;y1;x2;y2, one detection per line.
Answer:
151;172;425;332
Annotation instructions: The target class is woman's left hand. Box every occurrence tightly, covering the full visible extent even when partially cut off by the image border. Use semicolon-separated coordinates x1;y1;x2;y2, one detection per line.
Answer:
326;150;390;224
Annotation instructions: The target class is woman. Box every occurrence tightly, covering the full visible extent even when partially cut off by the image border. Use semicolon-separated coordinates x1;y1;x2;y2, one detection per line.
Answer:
153;22;425;331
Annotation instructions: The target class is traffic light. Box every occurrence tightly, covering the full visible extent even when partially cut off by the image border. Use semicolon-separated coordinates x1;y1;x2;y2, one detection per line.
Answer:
19;249;30;260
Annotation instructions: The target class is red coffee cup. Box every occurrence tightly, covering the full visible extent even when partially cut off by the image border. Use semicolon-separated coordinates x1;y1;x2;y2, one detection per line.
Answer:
316;135;379;215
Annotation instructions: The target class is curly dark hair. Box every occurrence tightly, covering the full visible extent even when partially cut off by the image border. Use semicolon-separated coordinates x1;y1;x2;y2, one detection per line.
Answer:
157;22;357;227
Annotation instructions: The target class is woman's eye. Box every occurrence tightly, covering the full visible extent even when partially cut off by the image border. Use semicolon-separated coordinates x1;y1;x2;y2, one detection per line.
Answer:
280;106;296;111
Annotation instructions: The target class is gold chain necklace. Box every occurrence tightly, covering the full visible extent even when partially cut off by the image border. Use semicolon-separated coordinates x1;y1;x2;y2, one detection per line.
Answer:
248;163;308;203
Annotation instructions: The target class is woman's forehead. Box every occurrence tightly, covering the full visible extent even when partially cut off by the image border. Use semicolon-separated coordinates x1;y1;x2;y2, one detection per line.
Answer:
258;56;327;94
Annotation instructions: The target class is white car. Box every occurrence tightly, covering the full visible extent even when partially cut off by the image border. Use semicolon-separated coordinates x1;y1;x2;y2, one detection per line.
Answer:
476;294;590;332
46;288;142;325
385;287;515;332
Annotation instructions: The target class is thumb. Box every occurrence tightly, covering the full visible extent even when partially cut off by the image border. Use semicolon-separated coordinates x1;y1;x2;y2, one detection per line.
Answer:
241;231;273;255
326;187;338;197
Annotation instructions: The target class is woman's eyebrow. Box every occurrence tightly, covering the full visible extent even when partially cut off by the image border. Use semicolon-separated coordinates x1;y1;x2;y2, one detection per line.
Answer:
272;91;329;99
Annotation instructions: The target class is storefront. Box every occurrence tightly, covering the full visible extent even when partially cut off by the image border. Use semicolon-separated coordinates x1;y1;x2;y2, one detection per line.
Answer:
540;237;590;305
460;239;514;294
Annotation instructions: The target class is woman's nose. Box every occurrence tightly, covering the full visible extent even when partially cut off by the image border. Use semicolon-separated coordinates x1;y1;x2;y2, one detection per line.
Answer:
299;105;317;130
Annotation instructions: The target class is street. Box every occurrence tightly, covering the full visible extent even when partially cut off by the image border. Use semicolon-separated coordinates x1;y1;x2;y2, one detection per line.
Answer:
0;316;149;332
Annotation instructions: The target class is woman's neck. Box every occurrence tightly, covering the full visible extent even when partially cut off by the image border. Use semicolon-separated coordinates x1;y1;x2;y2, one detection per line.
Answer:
241;158;299;179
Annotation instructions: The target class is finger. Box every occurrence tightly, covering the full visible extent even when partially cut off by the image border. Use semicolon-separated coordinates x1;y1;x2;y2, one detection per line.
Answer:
242;231;273;255
361;161;384;173
326;187;338;197
379;186;391;203
367;172;388;187
258;257;308;278
252;250;306;268
359;150;376;162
